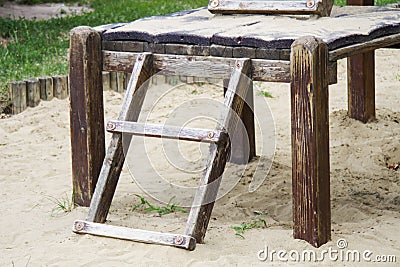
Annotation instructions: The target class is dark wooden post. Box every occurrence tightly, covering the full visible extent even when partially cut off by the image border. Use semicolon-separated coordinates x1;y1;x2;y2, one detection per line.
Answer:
347;0;375;123
69;26;105;207
290;36;331;247
223;78;256;164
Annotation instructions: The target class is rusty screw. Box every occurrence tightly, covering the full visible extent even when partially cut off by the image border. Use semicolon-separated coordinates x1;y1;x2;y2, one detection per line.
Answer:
107;122;116;131
138;55;144;61
236;62;241;69
208;132;215;138
210;0;219;8
75;221;85;231
174;235;184;245
306;0;315;8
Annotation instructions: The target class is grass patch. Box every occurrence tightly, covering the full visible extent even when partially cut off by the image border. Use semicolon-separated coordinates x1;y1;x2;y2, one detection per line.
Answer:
48;193;74;215
231;216;267;239
132;194;187;216
260;89;273;98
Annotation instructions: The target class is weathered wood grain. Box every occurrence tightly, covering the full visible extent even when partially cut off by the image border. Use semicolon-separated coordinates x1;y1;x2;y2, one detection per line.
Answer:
347;50;375;123
106;120;224;144
102;6;400;51
329;32;400;61
69;26;105;207
73;220;196;250
26;78;40;108
53;75;68;99
102;51;338;84
208;0;334;17
346;0;376;123
290;36;330;247
86;53;154;223
185;59;250;243
10;81;26;114
39;77;54;101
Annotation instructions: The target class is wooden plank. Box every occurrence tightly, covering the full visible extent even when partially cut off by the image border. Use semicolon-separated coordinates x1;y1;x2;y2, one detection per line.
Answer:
102;51;338;84
347;45;375;123
102;72;111;91
110;72;118;91
87;53;154;223
73;220;196;250
116;72;126;92
102;6;400;50
223;78;255;164
185;59;251;243
290;36;330;247
69;26;105;207
10;81;26;114
329;32;400;61
346;0;375;123
106;120;224;144
39;77;54;101
26;78;40;108
208;0;334;17
53;75;68;99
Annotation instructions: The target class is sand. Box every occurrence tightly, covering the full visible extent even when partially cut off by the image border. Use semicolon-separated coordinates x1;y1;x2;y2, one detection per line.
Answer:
0;1;92;20
0;49;399;266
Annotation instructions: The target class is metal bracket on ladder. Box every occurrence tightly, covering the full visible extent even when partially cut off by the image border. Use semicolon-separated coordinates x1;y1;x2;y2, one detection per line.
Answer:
72;52;253;250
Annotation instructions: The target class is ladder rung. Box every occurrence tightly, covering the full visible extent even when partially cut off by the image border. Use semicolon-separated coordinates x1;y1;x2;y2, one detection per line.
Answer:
106;120;225;144
73;220;196;250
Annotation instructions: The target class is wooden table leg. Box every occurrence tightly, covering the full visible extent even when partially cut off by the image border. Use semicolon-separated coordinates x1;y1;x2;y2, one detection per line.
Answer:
69;27;105;207
347;0;375;123
290;37;331;247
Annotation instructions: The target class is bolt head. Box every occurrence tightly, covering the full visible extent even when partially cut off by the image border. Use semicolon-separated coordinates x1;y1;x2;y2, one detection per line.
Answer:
75;221;85;231
210;0;219;8
174;235;184;245
107;122;116;131
306;0;315;8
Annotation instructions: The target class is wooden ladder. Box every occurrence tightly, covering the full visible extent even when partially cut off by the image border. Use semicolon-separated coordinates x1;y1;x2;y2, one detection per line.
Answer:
72;52;253;250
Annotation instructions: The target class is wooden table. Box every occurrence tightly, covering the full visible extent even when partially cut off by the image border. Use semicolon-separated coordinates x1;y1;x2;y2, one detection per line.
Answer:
68;5;400;247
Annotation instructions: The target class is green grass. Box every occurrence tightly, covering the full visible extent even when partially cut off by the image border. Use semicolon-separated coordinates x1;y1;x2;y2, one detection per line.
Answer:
231;216;268;239
1;0;398;101
0;0;209;100
260;90;273;98
132;194;187;216
48;193;74;215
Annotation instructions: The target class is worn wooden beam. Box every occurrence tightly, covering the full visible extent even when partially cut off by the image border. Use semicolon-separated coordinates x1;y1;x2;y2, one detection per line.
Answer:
102;51;338;84
329;33;400;61
53;75;68;99
69;26;105;207
223;78;255;164
39;77;54;101
10;81;26;114
290;36;330;247
73;220;196;250
106;120;224;144
26;78;40;108
208;0;334;16
347;51;375;123
186;59;251;243
346;0;375;123
86;53;154;223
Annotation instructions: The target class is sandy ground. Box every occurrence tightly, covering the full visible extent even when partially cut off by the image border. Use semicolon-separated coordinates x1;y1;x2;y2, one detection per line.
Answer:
0;48;399;266
0;1;92;20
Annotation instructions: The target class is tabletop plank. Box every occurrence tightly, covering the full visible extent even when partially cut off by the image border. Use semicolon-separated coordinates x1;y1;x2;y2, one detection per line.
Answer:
102;6;400;50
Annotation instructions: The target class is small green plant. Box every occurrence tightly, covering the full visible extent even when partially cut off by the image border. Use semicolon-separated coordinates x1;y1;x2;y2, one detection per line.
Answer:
48;193;74;215
395;73;400;81
260;90;273;98
132;194;187;216
231;217;267;239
